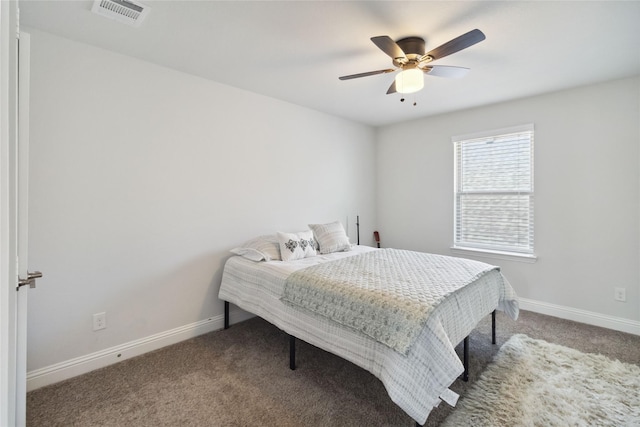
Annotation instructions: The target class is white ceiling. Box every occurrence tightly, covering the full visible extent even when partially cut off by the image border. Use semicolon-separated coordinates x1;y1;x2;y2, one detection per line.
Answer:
19;1;640;127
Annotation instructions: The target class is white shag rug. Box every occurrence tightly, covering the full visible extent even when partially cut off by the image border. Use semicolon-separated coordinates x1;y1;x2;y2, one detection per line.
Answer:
442;334;640;427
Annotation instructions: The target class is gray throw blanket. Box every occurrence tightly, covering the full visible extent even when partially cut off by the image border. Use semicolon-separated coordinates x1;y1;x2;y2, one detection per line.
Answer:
281;249;499;354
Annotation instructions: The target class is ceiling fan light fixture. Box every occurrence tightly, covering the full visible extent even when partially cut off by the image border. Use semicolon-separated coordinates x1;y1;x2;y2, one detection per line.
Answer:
395;68;423;94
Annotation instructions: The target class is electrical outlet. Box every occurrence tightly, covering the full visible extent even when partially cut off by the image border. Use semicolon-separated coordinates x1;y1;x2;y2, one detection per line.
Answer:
93;312;107;331
614;287;626;302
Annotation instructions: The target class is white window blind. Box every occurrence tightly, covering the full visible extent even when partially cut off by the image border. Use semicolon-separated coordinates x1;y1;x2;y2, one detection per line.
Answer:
453;124;534;256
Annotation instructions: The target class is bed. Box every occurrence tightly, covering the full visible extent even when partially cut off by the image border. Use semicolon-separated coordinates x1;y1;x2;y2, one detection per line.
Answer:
218;225;519;425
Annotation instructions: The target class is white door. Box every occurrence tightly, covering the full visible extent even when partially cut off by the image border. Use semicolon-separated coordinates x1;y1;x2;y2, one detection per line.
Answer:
16;30;32;427
0;0;21;425
0;3;33;425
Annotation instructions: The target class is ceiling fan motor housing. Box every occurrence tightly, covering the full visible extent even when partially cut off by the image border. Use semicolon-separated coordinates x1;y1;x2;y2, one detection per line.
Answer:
393;37;426;67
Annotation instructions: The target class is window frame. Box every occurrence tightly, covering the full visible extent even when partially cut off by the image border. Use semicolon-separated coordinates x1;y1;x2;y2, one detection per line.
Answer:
452;124;536;262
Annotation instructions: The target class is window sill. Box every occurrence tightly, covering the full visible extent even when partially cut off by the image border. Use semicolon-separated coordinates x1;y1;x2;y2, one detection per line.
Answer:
450;246;537;264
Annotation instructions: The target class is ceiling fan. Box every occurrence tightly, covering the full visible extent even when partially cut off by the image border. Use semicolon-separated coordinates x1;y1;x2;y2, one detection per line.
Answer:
339;29;486;96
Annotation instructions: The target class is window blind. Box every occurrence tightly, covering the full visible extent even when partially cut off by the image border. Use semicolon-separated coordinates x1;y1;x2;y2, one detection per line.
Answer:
453;125;534;255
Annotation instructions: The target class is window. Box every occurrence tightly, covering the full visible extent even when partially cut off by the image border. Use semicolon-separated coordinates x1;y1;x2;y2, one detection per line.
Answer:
453;124;534;258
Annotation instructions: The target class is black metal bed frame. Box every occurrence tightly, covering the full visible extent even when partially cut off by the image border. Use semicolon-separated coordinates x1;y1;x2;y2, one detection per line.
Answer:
223;301;497;426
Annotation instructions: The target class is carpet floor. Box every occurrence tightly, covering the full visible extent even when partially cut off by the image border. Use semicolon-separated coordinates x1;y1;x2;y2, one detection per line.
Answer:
27;310;640;426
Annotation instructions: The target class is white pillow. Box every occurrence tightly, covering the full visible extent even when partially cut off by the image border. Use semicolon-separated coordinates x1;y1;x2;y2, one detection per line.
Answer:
277;230;317;261
308;221;351;254
230;235;281;262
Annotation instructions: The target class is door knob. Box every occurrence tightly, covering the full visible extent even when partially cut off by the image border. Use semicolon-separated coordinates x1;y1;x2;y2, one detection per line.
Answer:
17;271;42;289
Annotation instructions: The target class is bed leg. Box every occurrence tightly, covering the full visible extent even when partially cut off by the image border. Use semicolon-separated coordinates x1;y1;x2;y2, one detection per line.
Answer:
415;422;421;427
492;310;496;344
289;335;296;370
224;301;230;330
462;336;469;382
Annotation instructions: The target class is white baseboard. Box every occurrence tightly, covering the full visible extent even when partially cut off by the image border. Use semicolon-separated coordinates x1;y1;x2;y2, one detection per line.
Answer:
28;299;639;391
519;297;640;336
26;308;255;391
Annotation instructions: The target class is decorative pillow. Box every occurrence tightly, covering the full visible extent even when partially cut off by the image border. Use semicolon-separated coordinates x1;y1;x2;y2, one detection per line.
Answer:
308;221;351;254
230;235;281;262
277;230;317;262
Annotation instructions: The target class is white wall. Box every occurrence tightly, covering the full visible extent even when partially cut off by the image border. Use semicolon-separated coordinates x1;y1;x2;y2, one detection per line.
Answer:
26;29;376;373
377;76;640;327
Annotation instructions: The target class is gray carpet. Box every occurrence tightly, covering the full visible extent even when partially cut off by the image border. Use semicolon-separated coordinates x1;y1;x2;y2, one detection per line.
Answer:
27;310;640;426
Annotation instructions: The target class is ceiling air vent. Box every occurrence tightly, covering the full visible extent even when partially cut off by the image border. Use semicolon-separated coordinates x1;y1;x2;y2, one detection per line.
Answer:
91;0;150;27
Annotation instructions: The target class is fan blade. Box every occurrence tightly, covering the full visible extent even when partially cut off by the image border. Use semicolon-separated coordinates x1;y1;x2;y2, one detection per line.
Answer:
339;69;395;80
386;81;397;94
371;36;407;61
423;29;485;61
423;65;470;78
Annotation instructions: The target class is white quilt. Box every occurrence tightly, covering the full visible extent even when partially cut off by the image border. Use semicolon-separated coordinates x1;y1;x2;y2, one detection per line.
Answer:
282;249;500;354
218;246;519;425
